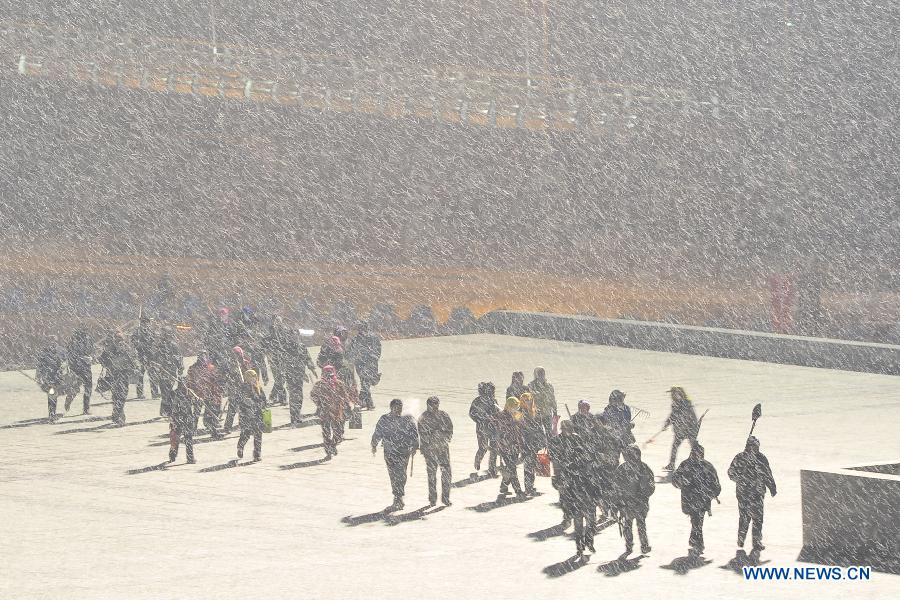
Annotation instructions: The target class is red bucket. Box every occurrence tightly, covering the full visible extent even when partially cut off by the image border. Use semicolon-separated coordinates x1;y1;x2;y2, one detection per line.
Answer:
536;450;552;477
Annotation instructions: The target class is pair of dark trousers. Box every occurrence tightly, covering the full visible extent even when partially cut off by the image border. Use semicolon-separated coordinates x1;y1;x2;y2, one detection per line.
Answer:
224;396;238;431
202;401;221;436
72;363;92;413
238;430;262;459
159;380;176;416
47;394;58;419
269;364;287;405
669;431;695;467
737;495;765;547
359;377;374;409
689;511;705;552
287;377;304;424
523;451;537;491
474;423;496;471
623;513;649;550
110;383;127;425
136;360;159;398
385;452;411;499
424;447;451;504
573;504;597;552
322;418;344;455
169;424;195;462
499;453;522;494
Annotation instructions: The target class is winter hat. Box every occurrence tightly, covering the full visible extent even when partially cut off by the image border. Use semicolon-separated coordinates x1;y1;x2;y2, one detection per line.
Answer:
746;436;760;451
328;335;344;353
609;389;626;404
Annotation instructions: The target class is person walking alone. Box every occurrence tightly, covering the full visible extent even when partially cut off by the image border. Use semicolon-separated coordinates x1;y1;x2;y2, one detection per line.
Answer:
418;396;453;507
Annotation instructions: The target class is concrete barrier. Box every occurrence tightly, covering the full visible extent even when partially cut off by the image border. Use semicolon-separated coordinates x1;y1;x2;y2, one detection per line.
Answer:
477;311;900;375
799;463;900;574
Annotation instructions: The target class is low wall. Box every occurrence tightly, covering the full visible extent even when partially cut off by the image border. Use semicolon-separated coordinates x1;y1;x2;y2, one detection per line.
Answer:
477;311;900;375
799;465;900;574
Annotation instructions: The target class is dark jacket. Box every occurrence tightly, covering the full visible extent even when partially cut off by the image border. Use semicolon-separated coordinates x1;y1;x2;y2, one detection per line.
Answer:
520;410;547;453
151;333;183;381
614;459;656;517
505;382;527;402
602;404;635;446
66;331;93;372
98;339;138;384
570;412;594;438
170;383;196;432
527;379;556;417
284;336;315;378
550;434;593;513
672;456;722;514
372;413;419;460
469;395;499;425
36;343;67;391
131;325;155;362
348;332;381;381
728;451;776;499
493;411;523;458
418;409;453;457
264;323;292;370
237;383;265;434
665;398;699;437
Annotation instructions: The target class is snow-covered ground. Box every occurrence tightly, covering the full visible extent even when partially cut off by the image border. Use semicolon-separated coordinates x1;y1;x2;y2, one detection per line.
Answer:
1;334;897;599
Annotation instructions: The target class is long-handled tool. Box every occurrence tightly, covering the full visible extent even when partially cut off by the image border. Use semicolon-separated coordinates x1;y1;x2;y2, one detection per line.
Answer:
748;403;763;438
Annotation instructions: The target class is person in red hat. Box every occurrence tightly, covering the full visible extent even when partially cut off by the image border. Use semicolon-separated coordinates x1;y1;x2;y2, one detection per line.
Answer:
311;365;351;458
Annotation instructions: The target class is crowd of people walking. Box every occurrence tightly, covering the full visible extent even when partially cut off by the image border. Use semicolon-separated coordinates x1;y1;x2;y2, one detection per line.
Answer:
31;309;776;564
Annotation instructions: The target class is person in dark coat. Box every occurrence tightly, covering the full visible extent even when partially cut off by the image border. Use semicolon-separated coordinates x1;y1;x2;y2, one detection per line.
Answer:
494;397;526;500
602;389;634;452
469;382;499;478
36;337;67;421
66;327;94;414
264;316;292;406
728;436;777;551
372;399;420;511
236;370;265;461
505;371;526;403
311;366;350;458
518;392;547;496
168;379;196;464
284;332;317;426
663;386;699;471
98;332;138;426
224;346;265;433
527;367;557;437
554;420;596;558
131;315;158;400
672;442;722;555
418;396;453;506
347;321;382;410
570;400;594;436
614;444;655;555
186;352;223;438
151;326;183;417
